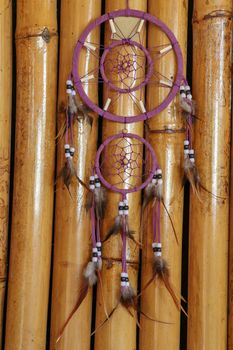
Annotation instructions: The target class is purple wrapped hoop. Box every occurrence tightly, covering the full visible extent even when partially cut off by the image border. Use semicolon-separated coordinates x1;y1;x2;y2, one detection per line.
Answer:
95;132;158;195
72;9;183;123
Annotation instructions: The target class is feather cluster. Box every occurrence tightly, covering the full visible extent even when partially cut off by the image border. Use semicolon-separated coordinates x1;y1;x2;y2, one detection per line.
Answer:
180;96;196;116
153;257;181;311
120;284;137;308
73;94;93;125
103;215;140;246
94;187;107;219
184;156;201;199
83;261;98;287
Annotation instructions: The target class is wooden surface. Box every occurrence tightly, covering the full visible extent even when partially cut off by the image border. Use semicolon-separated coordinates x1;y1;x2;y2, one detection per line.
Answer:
50;1;101;350
140;1;188;349
4;1;58;349
0;0;12;347
94;1;146;350
188;1;232;349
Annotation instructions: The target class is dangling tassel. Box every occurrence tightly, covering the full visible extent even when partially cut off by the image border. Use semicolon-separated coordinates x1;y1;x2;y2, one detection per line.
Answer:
92;196;139;335
141;201;186;316
58;80;89;193
56;180;107;344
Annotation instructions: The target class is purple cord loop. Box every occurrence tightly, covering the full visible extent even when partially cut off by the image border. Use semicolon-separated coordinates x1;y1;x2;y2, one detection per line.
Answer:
72;9;184;123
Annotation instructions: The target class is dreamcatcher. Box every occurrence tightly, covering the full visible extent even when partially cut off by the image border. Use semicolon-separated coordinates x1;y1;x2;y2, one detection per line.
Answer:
56;3;200;343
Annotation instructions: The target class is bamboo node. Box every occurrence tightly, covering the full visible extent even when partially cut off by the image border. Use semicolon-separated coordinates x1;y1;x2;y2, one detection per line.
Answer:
42;28;51;43
193;10;233;23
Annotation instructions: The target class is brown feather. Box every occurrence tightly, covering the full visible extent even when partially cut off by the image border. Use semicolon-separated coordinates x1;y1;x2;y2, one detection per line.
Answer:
73;94;93;126
153;257;187;315
96;269;108;319
55;119;66;143
184;157;202;201
85;191;93;211
102;215;123;242
91;303;119;336
120;285;136;308
94;187;107;219
161;200;179;245
56;282;89;344
142;183;156;210
58;158;90;194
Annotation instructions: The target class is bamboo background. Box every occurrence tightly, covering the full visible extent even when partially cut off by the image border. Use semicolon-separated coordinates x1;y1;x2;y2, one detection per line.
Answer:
0;0;232;349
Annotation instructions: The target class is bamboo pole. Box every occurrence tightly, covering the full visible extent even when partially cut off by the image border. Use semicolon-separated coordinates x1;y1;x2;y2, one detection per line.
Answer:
229;134;233;347
187;1;232;349
94;1;146;350
229;101;233;350
140;1;188;349
4;1;58;349
0;0;12;347
50;1;101;350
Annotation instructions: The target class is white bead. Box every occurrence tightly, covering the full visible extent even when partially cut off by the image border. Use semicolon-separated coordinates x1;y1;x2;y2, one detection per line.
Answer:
70;147;75;152
97;252;101;257
187;94;192;100
126;281;130;286
94;174;99;179
92;247;98;252
92;257;98;263
180;85;185;90
64;144;70;149
158;179;163;185
184;149;189;155
137;19;145;33
66;80;73;85
152;178;157;184
181;92;186;98
152;242;162;248
139;100;146;113
159;44;172;54
65;153;71;158
84;42;97;51
66;89;72;94
90;185;95;190
189;149;194;155
121;272;128;277
118;210;123;215
185;85;190;91
121;281;127;287
96;242;102;247
156;169;162;175
103;98;111;111
95;182;101;188
184;140;189;146
124;210;129;215
90;175;95;181
190;158;195;163
123;199;128;205
72;89;76;96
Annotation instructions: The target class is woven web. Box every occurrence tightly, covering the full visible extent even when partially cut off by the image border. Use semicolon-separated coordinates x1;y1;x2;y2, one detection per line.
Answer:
100;136;152;191
77;16;178;116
